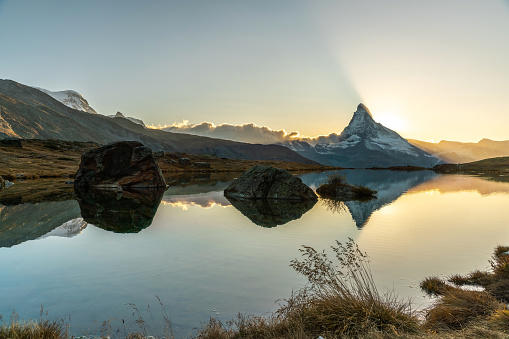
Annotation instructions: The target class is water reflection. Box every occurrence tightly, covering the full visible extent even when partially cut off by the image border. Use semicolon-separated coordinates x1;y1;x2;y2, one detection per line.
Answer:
226;197;317;228
300;170;438;227
408;175;509;196
75;187;165;233
0;200;81;248
162;191;231;209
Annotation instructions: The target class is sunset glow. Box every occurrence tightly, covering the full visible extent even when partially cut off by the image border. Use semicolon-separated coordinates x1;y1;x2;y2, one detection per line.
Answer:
0;1;508;142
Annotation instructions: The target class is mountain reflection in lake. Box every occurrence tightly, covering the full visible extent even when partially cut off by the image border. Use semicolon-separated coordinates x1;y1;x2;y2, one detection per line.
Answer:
0;200;82;248
300;170;438;227
1;171;509;338
75;187;165;233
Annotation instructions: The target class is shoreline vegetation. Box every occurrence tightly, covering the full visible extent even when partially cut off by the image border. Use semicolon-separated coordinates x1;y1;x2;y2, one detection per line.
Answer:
1;139;508;184
3;241;509;338
0;139;340;181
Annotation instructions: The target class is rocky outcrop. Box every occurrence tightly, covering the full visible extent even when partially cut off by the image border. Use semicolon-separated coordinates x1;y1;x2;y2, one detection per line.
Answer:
224;165;317;200
316;182;376;201
74;141;166;189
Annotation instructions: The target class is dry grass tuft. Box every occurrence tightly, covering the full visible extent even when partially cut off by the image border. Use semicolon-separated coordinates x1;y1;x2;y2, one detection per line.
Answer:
420;277;451;297
197;239;420;338
423;289;501;330
0;311;67;339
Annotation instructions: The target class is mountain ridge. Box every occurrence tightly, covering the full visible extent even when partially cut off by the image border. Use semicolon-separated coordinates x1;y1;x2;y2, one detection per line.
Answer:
0;79;316;164
283;104;442;168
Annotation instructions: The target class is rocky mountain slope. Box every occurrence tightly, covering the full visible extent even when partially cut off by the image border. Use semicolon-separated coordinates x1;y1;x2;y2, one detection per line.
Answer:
0;79;315;164
284;104;442;168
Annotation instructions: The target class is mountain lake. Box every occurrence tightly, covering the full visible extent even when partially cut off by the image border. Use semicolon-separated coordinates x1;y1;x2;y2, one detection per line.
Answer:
1;170;509;337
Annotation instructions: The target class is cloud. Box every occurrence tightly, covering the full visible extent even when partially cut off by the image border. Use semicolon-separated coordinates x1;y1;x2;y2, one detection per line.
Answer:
155;121;341;146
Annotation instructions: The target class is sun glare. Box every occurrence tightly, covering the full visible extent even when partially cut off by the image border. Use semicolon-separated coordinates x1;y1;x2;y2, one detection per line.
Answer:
373;111;408;133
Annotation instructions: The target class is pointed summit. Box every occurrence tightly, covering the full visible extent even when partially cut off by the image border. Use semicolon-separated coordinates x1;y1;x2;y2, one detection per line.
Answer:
300;103;443;168
356;103;373;118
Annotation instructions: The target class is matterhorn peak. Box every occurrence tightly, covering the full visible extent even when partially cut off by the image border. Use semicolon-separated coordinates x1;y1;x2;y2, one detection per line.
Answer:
356;103;372;117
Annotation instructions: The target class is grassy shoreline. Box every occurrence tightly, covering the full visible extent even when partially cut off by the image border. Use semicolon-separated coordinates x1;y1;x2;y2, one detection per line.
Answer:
0;139;340;181
3;242;509;338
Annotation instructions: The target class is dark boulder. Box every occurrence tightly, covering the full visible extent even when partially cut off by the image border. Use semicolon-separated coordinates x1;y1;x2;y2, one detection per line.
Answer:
179;157;191;165
194;161;211;169
74;141;166;189
224;165;317;200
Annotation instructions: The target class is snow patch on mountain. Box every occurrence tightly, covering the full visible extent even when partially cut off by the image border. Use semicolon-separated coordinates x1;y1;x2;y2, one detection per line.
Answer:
108;111;146;127
38;218;88;239
35;87;97;114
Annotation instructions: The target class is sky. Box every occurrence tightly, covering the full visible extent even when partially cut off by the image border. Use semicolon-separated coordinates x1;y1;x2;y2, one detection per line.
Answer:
1;0;508;142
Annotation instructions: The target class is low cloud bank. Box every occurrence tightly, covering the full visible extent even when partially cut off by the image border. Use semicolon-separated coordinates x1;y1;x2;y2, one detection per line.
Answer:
156;120;340;146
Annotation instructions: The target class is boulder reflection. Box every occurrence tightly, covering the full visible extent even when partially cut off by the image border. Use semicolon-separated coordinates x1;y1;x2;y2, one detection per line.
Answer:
226;197;316;228
75;187;164;233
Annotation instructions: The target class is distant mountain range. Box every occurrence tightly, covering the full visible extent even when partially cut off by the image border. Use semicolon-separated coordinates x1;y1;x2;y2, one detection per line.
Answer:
0;79;316;164
2;79;507;167
408;139;509;164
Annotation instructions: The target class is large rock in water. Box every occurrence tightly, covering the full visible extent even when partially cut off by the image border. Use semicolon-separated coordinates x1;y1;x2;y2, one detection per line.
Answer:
224;165;317;200
74;141;166;189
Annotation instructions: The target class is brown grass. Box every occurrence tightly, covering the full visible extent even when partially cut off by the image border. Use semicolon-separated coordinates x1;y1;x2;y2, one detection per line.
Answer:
0;139;339;180
197;239;420;338
316;171;377;201
0;310;67;339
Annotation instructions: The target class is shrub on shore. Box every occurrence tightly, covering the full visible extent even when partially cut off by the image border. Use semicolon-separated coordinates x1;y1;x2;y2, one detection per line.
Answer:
316;172;376;201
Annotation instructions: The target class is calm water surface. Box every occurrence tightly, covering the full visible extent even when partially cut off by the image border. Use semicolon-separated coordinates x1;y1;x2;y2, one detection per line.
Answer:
1;170;509;337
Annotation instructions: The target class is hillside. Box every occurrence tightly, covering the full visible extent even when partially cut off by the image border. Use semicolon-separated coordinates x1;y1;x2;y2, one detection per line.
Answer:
434;156;509;179
0;79;315;164
0;139;338;181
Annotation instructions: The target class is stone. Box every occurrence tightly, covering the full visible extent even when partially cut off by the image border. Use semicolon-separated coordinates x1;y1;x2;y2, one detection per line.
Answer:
316;182;376;201
179;157;191;165
224;165;317;200
194;161;211;169
74;141;166;189
153;151;164;158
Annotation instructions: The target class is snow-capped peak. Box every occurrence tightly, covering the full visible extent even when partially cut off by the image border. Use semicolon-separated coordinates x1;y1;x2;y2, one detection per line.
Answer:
309;103;442;165
35;87;97;114
342;103;377;135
